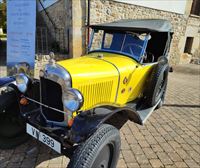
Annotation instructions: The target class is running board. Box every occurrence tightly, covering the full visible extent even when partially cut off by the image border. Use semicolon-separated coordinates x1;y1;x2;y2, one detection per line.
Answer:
136;99;161;125
94;99;161;126
127;100;161;125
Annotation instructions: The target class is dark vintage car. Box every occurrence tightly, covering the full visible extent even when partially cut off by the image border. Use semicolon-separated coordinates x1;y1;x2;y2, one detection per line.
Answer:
0;19;173;168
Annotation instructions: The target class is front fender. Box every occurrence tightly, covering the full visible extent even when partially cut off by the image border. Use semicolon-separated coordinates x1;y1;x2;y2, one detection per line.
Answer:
70;107;141;143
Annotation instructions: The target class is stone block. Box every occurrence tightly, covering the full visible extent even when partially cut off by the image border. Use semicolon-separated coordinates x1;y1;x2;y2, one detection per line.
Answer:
180;53;192;64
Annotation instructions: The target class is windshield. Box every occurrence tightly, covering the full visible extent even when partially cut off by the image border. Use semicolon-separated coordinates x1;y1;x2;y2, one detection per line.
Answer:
89;30;149;61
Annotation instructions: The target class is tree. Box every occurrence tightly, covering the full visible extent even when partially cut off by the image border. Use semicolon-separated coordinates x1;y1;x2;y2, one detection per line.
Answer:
0;0;6;33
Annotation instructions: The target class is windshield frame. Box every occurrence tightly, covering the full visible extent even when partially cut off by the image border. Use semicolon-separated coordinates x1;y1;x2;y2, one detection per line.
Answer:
88;29;149;62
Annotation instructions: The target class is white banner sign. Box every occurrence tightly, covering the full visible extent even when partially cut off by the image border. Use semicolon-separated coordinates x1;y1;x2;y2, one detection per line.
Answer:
7;0;36;74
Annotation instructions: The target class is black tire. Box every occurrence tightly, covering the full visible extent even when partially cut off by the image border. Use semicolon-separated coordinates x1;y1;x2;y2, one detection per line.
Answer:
0;114;29;149
0;93;29;149
0;133;29;149
146;63;169;107
68;124;121;168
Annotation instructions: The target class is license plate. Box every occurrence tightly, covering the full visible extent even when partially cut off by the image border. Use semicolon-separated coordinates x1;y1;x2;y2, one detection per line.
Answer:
26;123;61;153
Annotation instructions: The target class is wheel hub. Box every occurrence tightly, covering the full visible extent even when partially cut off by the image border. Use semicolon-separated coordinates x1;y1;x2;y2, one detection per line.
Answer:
92;144;113;168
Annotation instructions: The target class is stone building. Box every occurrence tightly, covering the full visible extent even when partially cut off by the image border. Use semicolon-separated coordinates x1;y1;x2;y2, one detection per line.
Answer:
37;0;200;65
180;0;200;64
36;0;86;59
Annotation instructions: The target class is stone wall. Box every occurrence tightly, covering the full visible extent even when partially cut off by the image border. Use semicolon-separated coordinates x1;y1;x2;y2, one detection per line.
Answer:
90;0;188;65
37;0;71;56
34;0;87;78
179;16;200;64
70;0;86;58
37;0;86;58
38;0;67;29
186;16;200;59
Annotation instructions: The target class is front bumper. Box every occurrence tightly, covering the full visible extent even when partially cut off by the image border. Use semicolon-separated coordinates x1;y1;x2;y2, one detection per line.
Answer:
21;108;75;156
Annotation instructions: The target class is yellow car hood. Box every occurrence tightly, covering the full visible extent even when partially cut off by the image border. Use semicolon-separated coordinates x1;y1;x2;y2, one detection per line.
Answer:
57;55;119;82
57;54;119;110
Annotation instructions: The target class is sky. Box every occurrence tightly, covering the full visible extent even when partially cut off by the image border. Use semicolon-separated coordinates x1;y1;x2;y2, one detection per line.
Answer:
0;0;2;3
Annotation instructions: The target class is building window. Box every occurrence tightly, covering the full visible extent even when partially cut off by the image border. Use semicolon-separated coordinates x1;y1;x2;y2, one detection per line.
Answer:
184;37;194;54
191;0;200;16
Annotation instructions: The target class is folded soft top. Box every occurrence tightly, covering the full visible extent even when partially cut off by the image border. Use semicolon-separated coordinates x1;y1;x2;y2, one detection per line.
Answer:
90;19;173;32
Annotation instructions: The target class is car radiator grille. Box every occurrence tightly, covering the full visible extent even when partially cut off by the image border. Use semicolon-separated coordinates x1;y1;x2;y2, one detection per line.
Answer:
77;80;113;110
40;77;64;122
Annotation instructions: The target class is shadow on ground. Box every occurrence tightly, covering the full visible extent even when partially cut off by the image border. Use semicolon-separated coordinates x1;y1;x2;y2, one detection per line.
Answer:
164;104;200;108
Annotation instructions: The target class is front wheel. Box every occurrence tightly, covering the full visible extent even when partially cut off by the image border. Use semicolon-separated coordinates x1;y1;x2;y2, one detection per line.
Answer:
68;124;121;168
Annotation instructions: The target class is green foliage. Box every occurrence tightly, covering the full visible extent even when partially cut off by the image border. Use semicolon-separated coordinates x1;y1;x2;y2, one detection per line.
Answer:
0;34;6;38
0;0;6;32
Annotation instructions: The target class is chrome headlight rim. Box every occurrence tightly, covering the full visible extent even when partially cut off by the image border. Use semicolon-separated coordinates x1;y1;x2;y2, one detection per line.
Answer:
63;88;84;112
16;73;30;93
40;63;72;88
57;64;72;87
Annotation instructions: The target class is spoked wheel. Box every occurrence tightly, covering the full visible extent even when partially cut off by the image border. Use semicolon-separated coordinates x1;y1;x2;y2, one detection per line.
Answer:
145;63;169;108
156;79;167;109
154;72;166;103
68;124;121;168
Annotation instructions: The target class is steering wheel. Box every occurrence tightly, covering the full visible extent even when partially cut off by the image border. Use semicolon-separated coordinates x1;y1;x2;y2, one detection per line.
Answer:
122;43;143;58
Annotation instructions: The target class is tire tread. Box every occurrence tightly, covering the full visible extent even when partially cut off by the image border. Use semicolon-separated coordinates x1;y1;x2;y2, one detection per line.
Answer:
68;124;120;168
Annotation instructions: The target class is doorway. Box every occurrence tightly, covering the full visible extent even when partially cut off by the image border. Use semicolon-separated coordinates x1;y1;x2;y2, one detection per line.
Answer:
184;37;194;54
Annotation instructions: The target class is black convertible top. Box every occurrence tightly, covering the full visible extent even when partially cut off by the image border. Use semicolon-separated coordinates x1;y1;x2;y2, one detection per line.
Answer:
90;19;173;32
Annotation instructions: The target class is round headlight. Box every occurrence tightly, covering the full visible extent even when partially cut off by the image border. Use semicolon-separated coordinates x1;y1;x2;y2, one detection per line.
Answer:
63;89;83;112
16;74;30;93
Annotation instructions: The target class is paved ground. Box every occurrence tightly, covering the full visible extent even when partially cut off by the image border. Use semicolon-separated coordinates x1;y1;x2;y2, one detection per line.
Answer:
0;64;200;168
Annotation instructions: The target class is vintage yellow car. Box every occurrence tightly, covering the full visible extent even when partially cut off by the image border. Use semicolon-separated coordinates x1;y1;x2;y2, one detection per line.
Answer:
0;19;173;168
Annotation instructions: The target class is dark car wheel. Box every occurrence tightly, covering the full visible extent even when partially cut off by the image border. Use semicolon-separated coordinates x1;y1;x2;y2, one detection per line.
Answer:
0;94;29;149
0;115;29;149
146;63;169;107
68;124;121;168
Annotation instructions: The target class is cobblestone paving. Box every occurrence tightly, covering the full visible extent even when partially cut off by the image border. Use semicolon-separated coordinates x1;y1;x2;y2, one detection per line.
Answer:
0;67;200;168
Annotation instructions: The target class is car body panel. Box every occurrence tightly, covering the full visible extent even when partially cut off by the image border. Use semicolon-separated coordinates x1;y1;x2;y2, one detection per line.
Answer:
0;77;15;87
126;64;155;102
57;56;119;111
57;52;155;111
89;53;155;105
